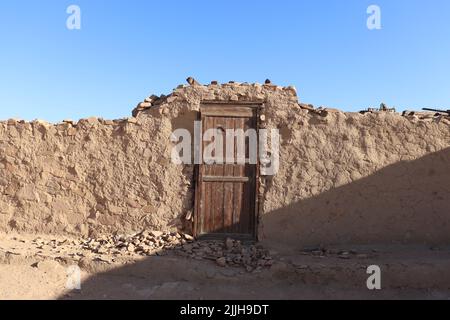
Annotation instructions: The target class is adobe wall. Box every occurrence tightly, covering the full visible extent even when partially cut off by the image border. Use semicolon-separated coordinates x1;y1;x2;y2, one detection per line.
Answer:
0;81;449;248
262;109;450;247
0;115;192;237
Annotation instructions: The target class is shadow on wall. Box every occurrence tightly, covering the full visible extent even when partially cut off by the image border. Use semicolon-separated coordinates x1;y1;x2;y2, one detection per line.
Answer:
261;147;450;249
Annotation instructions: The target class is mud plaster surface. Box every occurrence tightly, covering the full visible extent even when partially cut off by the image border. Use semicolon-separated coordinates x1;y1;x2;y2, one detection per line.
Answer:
0;83;449;247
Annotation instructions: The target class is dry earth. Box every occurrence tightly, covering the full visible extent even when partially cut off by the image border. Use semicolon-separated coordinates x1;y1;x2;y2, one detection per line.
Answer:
0;233;450;300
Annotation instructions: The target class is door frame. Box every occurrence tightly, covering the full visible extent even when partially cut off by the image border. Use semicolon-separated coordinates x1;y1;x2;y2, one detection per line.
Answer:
193;101;262;241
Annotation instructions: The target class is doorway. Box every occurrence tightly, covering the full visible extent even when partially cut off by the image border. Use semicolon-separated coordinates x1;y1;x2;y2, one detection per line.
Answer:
194;102;260;241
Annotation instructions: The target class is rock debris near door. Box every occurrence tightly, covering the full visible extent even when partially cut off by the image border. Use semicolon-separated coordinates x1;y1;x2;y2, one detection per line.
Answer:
1;232;274;273
178;238;274;272
77;231;274;272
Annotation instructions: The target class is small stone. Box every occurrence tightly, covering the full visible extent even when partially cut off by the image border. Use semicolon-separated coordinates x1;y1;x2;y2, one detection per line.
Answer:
186;77;201;86
150;231;163;238
67;127;77;136
312;250;324;256
183;234;194;241
301;246;321;253
85;117;98;124
140;231;150;238
294;264;309;270
167;96;177;103
216;257;227;267
225;238;234;250
95;257;112;264
284;86;297;95
96;247;107;254
139;102;152;108
33;119;50;127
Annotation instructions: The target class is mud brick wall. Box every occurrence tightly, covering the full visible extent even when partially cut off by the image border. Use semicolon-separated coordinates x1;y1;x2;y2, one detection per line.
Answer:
262;110;450;247
0;116;192;237
0;82;449;247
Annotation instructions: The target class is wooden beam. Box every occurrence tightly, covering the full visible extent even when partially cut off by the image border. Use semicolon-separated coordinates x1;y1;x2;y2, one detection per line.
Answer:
202;176;250;183
200;106;257;118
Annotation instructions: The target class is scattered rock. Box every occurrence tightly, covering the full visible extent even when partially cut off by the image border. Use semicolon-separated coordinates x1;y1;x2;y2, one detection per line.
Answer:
186;77;201;86
174;238;273;271
150;231;163;238
183;234;194;241
11;232;274;273
225;238;234;250
216;257;227;267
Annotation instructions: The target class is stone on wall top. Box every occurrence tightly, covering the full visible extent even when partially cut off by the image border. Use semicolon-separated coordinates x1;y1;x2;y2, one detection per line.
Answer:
1;78;449;126
132;78;300;117
131;78;450;125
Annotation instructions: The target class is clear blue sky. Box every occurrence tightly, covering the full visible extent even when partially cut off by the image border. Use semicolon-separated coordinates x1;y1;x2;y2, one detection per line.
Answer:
0;0;449;122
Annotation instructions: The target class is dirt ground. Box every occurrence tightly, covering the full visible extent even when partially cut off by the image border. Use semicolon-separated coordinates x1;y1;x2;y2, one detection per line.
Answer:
0;233;449;300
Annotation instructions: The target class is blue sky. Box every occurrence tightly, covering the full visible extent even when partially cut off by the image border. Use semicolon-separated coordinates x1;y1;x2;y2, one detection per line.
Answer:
0;0;449;122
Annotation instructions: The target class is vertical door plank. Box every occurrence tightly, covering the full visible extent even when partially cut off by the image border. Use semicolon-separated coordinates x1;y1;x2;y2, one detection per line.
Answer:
223;117;235;232
233;117;245;234
248;116;257;235
241;117;256;235
203;116;214;233
212;117;225;233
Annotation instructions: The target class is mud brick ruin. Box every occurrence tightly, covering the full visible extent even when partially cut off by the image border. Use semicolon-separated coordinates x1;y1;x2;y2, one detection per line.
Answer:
0;80;449;248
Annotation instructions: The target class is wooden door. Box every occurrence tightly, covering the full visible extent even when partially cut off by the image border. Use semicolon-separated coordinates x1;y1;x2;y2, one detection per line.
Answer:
194;103;259;241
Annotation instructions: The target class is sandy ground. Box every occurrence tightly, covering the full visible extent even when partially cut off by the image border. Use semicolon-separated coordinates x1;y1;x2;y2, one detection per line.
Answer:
0;233;449;300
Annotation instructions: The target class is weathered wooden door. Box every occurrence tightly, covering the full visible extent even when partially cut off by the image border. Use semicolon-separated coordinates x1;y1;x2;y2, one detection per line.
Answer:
194;103;260;241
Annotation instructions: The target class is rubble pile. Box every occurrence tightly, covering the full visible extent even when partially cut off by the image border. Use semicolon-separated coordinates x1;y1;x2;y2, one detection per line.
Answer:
177;238;274;272
79;231;192;256
78;231;273;272
132;94;169;117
